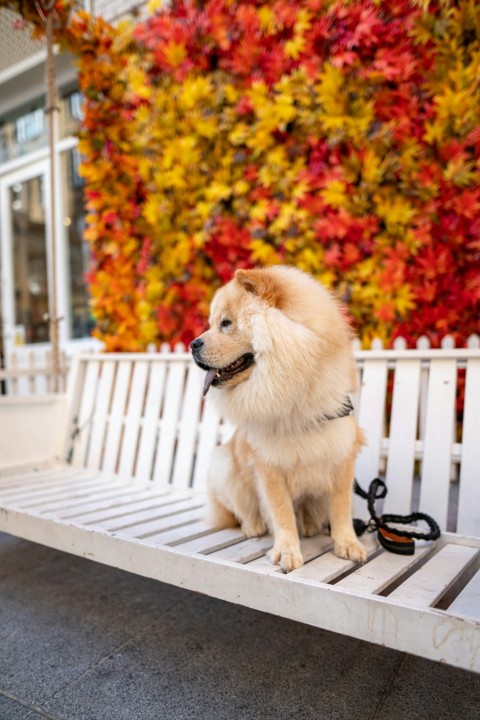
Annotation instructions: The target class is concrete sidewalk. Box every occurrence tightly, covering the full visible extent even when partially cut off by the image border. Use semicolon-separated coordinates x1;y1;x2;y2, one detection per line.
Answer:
0;531;479;720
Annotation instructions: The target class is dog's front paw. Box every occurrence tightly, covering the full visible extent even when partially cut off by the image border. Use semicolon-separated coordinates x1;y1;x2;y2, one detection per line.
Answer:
269;544;304;573
334;537;367;564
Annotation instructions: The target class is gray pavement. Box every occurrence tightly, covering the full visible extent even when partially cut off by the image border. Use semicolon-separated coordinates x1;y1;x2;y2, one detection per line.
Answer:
0;531;479;720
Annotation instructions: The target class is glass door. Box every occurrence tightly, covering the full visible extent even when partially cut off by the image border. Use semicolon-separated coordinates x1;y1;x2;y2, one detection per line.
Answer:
0;160;53;361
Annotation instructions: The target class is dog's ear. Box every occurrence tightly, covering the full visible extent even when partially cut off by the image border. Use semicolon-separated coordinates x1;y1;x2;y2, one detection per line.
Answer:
235;269;283;307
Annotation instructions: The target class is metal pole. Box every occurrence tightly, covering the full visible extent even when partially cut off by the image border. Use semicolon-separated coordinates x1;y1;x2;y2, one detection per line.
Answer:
38;1;61;392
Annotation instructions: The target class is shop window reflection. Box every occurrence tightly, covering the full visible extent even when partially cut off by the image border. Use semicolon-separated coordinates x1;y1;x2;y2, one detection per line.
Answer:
11;177;49;344
62;148;93;339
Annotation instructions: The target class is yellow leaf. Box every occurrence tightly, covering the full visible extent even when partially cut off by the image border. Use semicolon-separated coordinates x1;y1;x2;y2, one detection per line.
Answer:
164;41;187;68
285;36;306;60
321;180;347;208
362;149;382;185
250;240;280;265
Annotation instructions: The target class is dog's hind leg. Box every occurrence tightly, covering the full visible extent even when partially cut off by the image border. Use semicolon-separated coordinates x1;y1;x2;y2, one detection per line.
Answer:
206;439;267;537
206;488;238;529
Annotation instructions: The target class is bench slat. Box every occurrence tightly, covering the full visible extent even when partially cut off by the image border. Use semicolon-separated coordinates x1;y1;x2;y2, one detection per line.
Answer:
354;360;388;515
57;488;166;520
135;362;167;481
447;569;480;620
145;520;213;546
20;482;130;512
102;361;132;473
175;527;246;554
192;399;222;491
419;359;457;530
171;363;203;490
98;497;200;531
383;359;421;515
457;358;480;536
73;360;100;466
335;544;432;595
118;361;149;478
247;535;333;574
0;466;80;488
81;495;190;528
0;468;89;497
115;506;205;539
209;536;274;564
0;473;101;503
287;534;378;583
86;360;115;471
388;544;478;608
62;491;170;524
152;358;188;486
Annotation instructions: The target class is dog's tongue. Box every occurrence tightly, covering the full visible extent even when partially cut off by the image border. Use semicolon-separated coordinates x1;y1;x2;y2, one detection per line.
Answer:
203;368;218;396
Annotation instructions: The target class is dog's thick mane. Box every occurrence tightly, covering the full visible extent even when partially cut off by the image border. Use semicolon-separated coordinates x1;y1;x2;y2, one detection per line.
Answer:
211;266;356;433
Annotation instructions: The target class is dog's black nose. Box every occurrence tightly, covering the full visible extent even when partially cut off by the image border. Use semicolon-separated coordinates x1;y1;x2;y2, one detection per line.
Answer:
190;337;204;351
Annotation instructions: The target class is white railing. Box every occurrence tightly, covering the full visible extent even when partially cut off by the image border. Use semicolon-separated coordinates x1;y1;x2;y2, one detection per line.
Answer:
0;350;69;396
1;334;478;397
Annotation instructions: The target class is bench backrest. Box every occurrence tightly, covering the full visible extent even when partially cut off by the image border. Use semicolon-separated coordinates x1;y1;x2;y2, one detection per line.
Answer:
65;346;480;537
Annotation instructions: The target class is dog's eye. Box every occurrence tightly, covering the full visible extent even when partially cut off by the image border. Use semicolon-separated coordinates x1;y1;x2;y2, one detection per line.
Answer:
220;318;232;330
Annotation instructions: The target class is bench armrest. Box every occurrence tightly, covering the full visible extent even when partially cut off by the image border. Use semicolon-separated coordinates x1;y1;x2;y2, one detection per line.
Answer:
0;395;68;472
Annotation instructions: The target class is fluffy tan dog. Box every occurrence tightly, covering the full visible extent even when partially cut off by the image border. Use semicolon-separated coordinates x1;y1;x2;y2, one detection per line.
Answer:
190;266;366;572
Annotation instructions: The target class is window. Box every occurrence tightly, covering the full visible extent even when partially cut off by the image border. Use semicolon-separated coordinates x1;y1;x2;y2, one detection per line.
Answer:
61;150;93;339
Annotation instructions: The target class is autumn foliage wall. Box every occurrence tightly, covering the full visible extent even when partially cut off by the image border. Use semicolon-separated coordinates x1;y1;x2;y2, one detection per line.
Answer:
5;0;480;349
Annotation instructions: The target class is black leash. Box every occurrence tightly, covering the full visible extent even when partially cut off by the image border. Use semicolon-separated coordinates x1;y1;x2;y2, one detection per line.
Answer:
353;478;441;555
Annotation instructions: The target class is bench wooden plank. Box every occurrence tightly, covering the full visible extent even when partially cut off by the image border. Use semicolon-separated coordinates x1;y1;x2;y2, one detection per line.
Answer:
335;544;432;595
354;359;388;515
174;527;246;554
135;362;167;481
78;495;188;526
287;534;378;583
448;570;480;620
388;544;479;608
0;468;91;497
86;360;115;470
152;357;188;487
457;358;480;536
73;360;100;466
116;507;205;539
146;520;213;546
383;359;421;515
118;361;149;478
20;483;131;512
209;536;274;564
58;489;169;521
247;535;333;574
98;497;200;531
171;363;203;490
0;466;79;490
192;399;222;492
0;473;100;503
102;361;132;473
419;359;457;530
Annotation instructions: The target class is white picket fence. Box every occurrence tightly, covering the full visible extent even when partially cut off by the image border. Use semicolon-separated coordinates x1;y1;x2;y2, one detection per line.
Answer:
0;350;69;396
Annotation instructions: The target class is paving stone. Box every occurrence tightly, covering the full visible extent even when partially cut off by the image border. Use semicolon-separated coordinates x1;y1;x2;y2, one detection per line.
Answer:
0;693;57;720
0;533;189;707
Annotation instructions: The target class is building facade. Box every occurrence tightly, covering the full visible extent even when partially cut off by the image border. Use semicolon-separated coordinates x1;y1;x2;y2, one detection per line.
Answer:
0;1;142;368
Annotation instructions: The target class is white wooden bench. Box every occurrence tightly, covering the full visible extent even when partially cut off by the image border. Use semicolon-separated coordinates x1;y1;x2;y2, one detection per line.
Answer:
0;344;479;673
